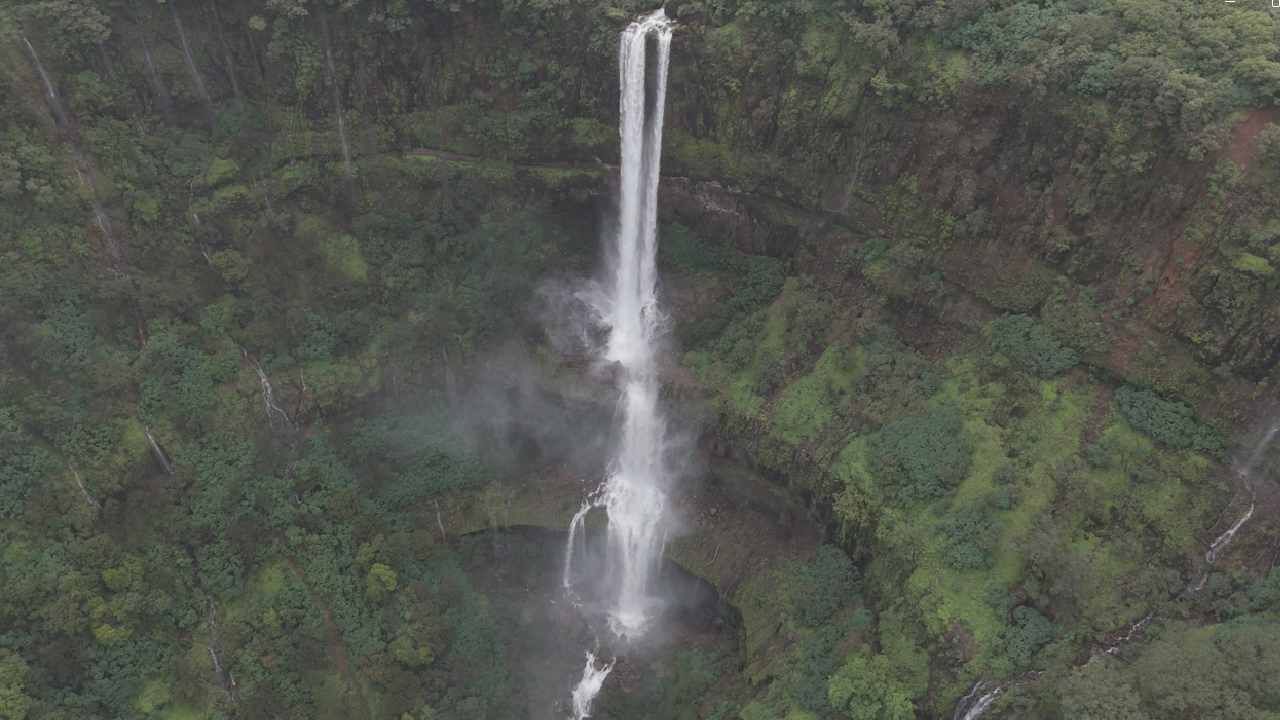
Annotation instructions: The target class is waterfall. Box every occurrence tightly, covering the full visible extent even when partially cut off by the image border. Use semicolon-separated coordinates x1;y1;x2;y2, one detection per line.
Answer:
22;36;122;267
563;499;594;594
142;42;174;118
562;6;673;638
320;18;354;178
170;4;213;116
952;683;1001;720
1203;421;1277;564
243;349;293;430
22;36;68;127
953;417;1277;719
563;9;672;717
570;652;615;720
144;426;175;476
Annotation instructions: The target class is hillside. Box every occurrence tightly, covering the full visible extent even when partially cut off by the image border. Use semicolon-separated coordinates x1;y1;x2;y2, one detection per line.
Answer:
2;1;1280;719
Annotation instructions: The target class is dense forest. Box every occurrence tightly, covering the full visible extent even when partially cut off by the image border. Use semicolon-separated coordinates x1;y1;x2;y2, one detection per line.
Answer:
2;0;1280;718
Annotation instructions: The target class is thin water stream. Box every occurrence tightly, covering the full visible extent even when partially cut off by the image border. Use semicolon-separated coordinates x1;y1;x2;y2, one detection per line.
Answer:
21;36;122;267
170;3;213;118
320;17;354;178
957;416;1278;719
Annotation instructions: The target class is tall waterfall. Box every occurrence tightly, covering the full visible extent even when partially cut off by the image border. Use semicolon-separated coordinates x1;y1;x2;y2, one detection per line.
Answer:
565;8;672;718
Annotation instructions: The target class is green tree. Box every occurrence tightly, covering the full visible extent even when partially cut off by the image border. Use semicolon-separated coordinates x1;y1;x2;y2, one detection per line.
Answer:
871;407;972;502
827;652;914;720
0;650;32;720
989;314;1079;377
365;562;398;603
1057;660;1151;720
1115;386;1222;452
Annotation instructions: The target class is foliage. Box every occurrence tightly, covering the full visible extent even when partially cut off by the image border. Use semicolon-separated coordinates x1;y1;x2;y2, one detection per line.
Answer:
788;545;859;627
826;652;915;720
1057;661;1151;720
990;314;1079;378
1115;386;1223;452
1002;605;1055;667
0;0;1276;718
0;650;32;720
1232;252;1275;276
937;506;1000;570
870;407;972;502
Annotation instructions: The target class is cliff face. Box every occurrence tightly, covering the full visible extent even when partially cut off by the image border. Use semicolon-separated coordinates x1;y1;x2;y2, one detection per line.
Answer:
12;0;1278;409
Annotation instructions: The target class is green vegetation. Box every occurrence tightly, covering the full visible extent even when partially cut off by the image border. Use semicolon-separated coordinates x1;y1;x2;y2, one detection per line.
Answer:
1116;385;1223;452
1;0;1278;718
989;314;1080;378
871;408;973;502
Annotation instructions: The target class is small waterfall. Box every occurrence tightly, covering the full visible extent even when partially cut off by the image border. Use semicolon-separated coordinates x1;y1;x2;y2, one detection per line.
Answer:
22;36;68;127
243;350;293;430
569;652;615;720
956;418;1277;719
210;3;243;108
563;500;594;594
170;4;213;116
953;682;1001;720
22;36;122;267
70;467;100;510
142;42;174;117
1201;420;1277;570
1205;502;1256;564
144;427;175;476
320;18;354;178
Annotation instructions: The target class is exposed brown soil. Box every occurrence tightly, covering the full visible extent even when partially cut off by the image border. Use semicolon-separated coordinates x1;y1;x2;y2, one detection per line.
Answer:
1144;108;1277;321
1228;107;1279;172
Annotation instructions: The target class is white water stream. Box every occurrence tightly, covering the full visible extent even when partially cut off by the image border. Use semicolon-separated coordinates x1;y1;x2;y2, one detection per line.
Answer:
22;36;121;267
320;18;354;177
565;9;673;719
570;652;615;720
142;42;174;117
170;4;213;116
959;417;1279;720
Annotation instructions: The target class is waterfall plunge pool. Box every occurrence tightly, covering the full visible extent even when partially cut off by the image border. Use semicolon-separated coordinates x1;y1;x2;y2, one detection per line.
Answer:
456;526;741;720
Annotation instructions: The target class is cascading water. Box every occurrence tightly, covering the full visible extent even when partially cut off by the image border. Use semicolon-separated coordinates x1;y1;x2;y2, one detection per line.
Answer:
170;4;213;117
570;653;615;720
23;36;67;127
320;18;354;178
22;36;121;267
956;416;1279;720
564;4;673;639
1204;420;1277;565
142;42;174;118
952;682;1001;720
564;9;673;718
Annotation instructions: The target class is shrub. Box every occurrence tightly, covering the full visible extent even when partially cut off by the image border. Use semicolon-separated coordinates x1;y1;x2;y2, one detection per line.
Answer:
1003;605;1055;667
827;652;915;720
990;314;1079;377
938;506;1000;570
788;545;859;627
871;408;972;502
1114;386;1222;452
1232;252;1274;277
